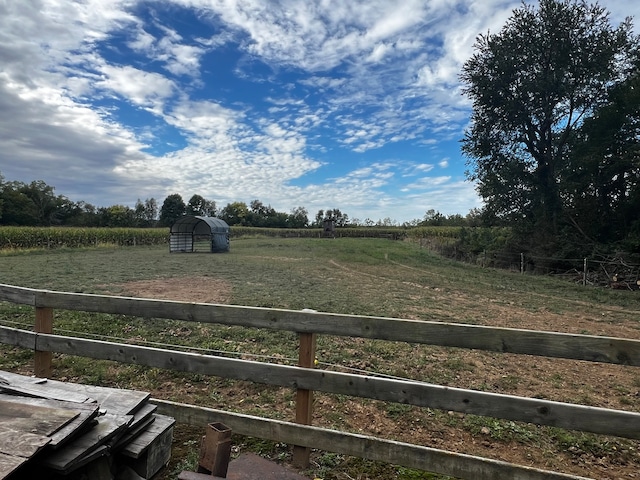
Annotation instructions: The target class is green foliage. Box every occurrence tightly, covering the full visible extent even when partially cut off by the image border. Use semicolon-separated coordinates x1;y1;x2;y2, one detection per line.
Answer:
562;56;640;251
461;0;638;255
159;193;186;227
220;201;250;226
186;194;216;217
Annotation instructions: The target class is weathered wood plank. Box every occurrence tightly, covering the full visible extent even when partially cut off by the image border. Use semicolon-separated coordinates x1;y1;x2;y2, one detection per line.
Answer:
0;326;34;350
53;380;150;416
119;414;175;459
154;399;593;480
0;284;36;306
293;332;316;468
113;402;158;451
36;334;640;439
127;402;158;432
28;287;640;366
0;397;78;436
0;371;149;415
0;370;93;403
0;283;637;365
0;451;30;480
114;415;155;451
42;413;133;472
0;424;51;458
119;414;174;479
0;393;100;449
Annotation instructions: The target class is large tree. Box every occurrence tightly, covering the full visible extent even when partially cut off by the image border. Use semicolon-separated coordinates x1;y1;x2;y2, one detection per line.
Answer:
134;198;158;227
461;0;636;250
220;201;249;226
563;58;640;248
186;194;216;217
159;194;186;227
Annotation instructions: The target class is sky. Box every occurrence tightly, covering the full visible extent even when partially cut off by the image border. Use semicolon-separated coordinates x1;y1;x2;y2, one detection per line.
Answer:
1;1;638;224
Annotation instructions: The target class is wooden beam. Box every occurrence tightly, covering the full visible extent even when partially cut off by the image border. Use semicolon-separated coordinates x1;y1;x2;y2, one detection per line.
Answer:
34;307;53;378
153;399;593;480
0;284;37;306
0;326;36;350
0;284;638;366
34;334;640;440
292;332;316;468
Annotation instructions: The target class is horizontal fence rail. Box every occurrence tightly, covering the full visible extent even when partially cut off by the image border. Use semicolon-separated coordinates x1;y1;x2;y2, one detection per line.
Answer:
2;283;640;366
2;327;638;440
154;400;593;480
1;283;639;480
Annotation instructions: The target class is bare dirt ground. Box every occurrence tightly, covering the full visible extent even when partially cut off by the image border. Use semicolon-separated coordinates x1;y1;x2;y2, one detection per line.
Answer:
121;276;640;480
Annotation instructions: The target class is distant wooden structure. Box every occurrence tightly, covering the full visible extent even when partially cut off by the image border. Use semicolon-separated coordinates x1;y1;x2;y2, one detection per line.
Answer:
0;370;174;480
322;219;335;238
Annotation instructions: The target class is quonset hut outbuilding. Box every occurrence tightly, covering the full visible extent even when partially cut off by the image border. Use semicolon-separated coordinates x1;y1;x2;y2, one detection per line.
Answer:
169;216;230;253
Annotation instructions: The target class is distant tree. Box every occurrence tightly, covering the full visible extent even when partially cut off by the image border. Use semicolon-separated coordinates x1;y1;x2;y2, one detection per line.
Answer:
220;201;249;226
65;201;98;227
248;199;275;227
97;205;136;227
313;209;325;228
421;209;444;226
269;211;290;228
159;194;186;227
20;180;59;225
134;198;158;227
376;217;396;227
461;0;636;252
0;184;38;225
186;194;216;217
312;208;350;227
0;178;68;225
288;206;309;228
464;208;486;227
52;197;83;225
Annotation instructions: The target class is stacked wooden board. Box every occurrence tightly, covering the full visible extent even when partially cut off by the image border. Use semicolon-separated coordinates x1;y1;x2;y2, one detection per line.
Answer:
0;370;175;480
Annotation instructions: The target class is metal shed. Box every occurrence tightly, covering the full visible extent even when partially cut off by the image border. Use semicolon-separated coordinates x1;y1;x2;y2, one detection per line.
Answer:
169;216;230;253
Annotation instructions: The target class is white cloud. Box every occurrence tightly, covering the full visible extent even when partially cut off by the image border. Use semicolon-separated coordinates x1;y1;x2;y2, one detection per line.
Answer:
96;65;176;111
3;0;635;223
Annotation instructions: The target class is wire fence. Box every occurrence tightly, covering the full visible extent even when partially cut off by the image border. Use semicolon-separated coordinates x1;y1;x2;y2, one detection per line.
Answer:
489;253;640;288
418;238;640;289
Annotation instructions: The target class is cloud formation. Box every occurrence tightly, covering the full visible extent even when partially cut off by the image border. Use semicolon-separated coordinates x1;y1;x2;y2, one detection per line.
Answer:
1;0;637;222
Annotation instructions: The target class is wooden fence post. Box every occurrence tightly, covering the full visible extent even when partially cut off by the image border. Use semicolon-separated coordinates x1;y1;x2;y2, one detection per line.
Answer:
292;332;316;468
35;306;53;378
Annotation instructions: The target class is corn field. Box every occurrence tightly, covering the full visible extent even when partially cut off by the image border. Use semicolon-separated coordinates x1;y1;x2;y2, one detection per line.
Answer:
0;227;168;250
0;225;484;251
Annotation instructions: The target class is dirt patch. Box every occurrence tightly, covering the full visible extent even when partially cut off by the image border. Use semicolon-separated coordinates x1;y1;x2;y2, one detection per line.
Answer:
119;276;232;304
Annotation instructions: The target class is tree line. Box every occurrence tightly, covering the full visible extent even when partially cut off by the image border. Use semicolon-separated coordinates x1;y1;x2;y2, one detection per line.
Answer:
0;174;475;229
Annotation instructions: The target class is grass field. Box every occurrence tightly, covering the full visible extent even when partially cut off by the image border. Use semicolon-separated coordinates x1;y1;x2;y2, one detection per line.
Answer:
1;237;640;479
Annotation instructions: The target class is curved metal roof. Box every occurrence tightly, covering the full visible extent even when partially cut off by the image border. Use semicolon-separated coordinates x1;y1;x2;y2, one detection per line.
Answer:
170;216;229;234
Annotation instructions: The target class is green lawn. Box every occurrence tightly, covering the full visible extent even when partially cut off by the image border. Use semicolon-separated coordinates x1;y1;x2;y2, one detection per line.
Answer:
1;237;639;480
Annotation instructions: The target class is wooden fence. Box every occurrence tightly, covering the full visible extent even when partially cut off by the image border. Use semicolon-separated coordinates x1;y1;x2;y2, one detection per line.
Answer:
1;283;639;480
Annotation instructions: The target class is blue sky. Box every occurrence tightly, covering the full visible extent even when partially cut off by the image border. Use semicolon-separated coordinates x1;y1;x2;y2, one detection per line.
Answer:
1;1;637;224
